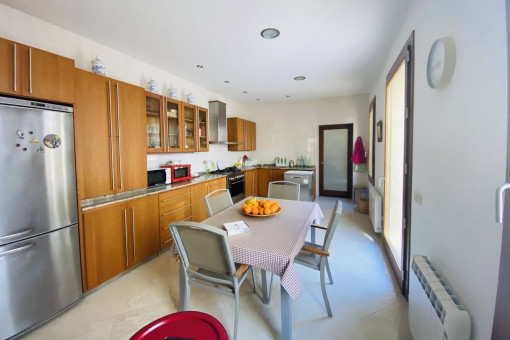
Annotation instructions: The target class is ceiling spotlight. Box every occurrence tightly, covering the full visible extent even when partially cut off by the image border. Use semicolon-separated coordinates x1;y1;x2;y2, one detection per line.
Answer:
256;98;261;101
196;65;204;68
224;80;230;83
261;28;280;39
243;91;248;94
286;95;291;98
294;76;306;81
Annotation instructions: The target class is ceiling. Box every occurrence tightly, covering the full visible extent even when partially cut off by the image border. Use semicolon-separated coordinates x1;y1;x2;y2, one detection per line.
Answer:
0;0;412;105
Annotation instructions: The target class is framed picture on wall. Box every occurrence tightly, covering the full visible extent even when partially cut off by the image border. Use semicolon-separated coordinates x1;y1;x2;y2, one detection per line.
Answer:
377;120;383;142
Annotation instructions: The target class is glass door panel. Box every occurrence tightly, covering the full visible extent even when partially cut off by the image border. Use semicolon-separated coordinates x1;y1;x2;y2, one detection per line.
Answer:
324;129;348;191
146;94;163;152
166;98;181;152
198;107;209;151
183;103;196;151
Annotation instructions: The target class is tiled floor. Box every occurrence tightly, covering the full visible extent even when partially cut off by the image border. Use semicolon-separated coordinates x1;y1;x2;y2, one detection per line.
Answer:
22;196;413;340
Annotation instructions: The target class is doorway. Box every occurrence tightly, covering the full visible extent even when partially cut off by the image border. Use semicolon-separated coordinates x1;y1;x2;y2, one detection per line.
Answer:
383;31;414;296
318;124;353;198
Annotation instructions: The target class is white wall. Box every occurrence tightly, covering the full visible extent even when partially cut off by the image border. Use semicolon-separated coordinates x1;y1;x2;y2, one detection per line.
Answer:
245;94;370;187
369;1;507;339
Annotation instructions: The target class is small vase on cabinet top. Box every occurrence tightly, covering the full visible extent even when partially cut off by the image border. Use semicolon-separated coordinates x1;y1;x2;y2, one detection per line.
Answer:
91;55;106;76
168;88;177;99
187;91;195;104
147;79;159;94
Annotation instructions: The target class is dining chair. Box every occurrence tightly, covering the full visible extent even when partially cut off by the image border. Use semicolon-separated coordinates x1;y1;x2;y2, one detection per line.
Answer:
267;181;300;201
294;199;342;317
204;189;233;217
168;221;255;340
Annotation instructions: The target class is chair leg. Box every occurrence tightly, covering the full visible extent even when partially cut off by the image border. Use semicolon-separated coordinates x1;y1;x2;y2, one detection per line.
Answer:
234;288;240;340
268;273;274;302
320;259;332;317
325;258;333;284
251;266;257;294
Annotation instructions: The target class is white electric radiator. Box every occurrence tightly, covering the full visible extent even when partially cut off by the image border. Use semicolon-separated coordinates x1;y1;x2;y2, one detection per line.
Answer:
409;255;471;340
368;184;382;232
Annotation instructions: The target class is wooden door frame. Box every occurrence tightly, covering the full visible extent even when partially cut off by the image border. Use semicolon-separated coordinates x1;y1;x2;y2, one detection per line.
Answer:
318;123;353;198
491;1;510;337
383;31;415;297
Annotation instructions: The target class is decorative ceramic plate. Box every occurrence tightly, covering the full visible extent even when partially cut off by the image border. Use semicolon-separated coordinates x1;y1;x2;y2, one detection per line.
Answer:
242;207;281;217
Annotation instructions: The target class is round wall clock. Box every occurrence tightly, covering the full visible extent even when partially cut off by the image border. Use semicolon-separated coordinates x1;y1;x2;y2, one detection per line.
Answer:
427;37;456;89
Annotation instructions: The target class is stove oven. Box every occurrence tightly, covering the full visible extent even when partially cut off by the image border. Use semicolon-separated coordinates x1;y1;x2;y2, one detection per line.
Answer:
227;171;245;203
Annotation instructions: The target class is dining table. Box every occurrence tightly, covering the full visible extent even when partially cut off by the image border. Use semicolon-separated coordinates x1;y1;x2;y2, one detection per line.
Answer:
173;198;323;340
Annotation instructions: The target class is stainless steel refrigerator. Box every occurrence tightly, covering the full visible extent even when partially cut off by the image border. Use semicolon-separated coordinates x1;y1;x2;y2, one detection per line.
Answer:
0;96;82;339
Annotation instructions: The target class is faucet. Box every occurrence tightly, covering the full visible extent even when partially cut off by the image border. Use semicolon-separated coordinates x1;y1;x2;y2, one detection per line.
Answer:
274;156;280;165
289;160;295;167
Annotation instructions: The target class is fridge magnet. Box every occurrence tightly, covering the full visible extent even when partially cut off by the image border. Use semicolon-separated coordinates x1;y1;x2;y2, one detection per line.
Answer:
43;134;61;149
16;143;20;147
37;146;45;153
16;130;25;139
22;147;27;151
29;139;40;143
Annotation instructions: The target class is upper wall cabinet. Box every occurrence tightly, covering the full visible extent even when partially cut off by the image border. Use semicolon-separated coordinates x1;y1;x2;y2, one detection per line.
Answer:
145;94;208;153
0;37;74;103
227;117;256;151
75;69;147;200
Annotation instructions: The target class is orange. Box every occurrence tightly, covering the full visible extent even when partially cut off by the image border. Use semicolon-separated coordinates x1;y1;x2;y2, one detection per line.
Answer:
253;202;259;207
272;202;280;208
259;208;265;215
259;200;266;207
242;204;249;210
264;207;271;215
263;202;271;209
244;206;252;214
252;207;259;215
270;205;278;214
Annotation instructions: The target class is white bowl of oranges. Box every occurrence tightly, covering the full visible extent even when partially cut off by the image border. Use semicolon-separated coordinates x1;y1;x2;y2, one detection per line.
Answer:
242;197;281;217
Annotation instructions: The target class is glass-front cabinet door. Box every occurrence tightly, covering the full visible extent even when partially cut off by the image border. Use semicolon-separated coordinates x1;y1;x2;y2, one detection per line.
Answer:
197;106;209;152
146;92;164;153
165;98;182;152
182;102;197;152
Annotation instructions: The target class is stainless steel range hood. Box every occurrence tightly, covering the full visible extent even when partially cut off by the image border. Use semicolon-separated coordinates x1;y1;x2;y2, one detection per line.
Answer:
208;100;242;145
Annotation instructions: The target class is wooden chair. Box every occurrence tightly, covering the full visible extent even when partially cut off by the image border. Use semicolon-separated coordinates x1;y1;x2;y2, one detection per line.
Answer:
169;221;256;340
204;189;233;217
267;181;300;201
294;200;342;317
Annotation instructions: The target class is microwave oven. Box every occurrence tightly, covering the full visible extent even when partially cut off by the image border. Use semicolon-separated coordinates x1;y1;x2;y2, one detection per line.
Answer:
147;168;171;187
161;164;192;183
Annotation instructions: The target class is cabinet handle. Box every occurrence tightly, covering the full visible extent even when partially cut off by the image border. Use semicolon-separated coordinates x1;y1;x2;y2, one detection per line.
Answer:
108;81;115;190
252;172;254;194
28;47;32;94
0;242;35;257
123;209;128;267
131;207;136;263
13;43;16;91
161;192;190;202
163;97;167;151
116;83;122;189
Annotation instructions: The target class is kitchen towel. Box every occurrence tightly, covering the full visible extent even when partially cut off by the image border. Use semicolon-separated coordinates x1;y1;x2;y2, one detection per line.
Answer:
351;136;366;164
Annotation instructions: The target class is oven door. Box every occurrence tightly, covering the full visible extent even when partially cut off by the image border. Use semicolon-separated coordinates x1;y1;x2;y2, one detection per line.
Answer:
229;178;245;203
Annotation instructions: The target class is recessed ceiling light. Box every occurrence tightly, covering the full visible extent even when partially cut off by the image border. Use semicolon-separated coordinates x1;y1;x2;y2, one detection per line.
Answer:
286;95;291;98
261;28;280;39
196;65;204;68
256;98;261;101
243;91;248;94
294;76;306;81
224;80;230;83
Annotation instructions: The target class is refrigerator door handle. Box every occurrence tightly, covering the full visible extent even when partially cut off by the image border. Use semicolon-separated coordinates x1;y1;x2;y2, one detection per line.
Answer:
0;242;36;257
0;228;34;241
496;183;510;223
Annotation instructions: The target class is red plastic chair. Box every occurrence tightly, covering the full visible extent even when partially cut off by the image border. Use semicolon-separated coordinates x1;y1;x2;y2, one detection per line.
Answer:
130;311;228;340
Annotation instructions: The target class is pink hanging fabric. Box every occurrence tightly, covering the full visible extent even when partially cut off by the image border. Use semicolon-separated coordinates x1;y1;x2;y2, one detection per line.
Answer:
351;136;366;164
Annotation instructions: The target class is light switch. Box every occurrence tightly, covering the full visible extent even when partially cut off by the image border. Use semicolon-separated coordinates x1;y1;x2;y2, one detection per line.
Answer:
414;191;422;204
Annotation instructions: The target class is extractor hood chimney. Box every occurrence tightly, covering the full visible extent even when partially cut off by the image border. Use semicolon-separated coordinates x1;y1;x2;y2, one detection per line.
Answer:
208;100;241;145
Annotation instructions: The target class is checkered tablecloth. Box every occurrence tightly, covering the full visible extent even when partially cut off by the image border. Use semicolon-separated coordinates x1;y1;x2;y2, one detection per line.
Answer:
170;199;323;300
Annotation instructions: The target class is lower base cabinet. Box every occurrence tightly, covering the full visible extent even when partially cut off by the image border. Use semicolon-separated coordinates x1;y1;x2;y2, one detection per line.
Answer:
82;195;158;291
159;186;192;250
190;177;227;222
258;169;286;196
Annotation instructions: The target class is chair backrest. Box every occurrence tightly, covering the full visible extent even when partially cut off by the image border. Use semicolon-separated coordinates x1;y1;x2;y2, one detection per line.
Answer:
169;221;236;278
323;200;343;252
204;189;234;217
267;181;300;201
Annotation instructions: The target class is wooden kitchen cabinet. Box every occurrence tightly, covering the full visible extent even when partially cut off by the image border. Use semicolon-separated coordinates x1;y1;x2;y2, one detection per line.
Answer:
159;187;192;250
182;102;198;152
146;92;165;153
82;195;159;291
245;169;258;197
74;69;147;200
191;182;209;222
227;117;256;151
208;177;227;193
0;37;74;103
258;168;286;196
197;106;209;152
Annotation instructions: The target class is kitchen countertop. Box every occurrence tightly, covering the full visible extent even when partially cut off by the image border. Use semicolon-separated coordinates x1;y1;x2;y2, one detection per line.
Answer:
81;173;227;211
80;165;316;211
